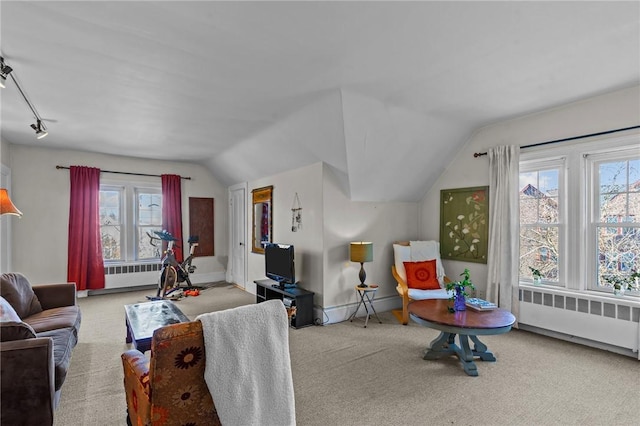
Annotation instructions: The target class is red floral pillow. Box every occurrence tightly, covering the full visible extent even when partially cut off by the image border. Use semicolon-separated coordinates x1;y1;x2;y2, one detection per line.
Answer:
403;260;440;290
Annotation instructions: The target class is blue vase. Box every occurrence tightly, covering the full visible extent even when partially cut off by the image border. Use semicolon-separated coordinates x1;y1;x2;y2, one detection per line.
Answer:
454;287;466;311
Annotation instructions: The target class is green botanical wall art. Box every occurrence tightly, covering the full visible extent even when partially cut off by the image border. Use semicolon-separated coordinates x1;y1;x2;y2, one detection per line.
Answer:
440;186;489;264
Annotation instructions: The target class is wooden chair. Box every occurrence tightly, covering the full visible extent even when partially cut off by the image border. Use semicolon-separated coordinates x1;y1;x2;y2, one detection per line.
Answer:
391;241;452;325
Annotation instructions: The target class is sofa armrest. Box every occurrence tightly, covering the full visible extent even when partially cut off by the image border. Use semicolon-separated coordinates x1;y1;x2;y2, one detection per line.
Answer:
33;283;77;310
0;337;55;425
122;349;151;425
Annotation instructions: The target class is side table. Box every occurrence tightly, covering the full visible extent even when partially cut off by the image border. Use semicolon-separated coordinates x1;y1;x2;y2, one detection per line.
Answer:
349;284;382;328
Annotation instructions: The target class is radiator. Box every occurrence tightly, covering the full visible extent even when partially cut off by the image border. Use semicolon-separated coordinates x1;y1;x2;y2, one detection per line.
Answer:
519;286;640;356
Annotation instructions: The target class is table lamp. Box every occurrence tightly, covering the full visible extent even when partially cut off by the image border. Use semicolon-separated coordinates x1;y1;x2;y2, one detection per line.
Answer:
350;241;373;287
0;188;22;217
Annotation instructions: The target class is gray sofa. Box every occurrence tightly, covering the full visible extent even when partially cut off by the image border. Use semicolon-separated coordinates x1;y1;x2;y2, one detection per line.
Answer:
0;272;81;425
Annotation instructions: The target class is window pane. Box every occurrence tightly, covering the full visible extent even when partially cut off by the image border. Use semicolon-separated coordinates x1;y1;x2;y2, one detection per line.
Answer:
138;226;162;260
538;169;559;195
101;225;121;260
519;169;559;224
100;189;122;261
599;161;626;194
629;192;639;223
600;194;627;222
630;159;639;192
138;193;162;226
99;191;120;225
519;226;559;282
596;226;640;286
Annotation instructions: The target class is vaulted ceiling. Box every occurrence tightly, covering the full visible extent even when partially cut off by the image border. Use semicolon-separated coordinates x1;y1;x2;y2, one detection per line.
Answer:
1;1;638;201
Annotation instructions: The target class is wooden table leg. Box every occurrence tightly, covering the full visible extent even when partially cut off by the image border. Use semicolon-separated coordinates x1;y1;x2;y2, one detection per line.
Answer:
469;335;496;362
423;332;454;359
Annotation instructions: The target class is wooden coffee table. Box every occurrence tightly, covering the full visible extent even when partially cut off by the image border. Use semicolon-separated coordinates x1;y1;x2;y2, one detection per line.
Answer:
124;300;189;353
409;299;515;376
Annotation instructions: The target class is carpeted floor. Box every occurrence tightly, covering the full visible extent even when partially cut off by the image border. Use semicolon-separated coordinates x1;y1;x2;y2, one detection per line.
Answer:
54;283;639;425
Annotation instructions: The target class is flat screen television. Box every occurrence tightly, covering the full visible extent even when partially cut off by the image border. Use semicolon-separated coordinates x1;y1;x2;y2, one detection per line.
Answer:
265;243;296;287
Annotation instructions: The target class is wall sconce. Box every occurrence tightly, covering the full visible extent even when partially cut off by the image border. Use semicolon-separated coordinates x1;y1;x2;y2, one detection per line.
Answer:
0;188;23;217
350;241;373;287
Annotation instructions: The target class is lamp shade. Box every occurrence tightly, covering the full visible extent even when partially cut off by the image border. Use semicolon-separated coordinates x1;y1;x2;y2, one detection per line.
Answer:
0;188;23;217
350;242;373;263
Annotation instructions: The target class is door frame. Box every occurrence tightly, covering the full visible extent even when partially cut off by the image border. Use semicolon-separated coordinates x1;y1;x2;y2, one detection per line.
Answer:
228;182;248;289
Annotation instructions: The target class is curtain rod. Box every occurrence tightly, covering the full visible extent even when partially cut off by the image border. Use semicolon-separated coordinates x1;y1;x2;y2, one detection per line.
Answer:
473;125;640;158
55;165;191;180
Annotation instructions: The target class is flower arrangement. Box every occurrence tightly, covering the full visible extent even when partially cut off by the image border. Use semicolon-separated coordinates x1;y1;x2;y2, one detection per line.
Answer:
445;268;475;298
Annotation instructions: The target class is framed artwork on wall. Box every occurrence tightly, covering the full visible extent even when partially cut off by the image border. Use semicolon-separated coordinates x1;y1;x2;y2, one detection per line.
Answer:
439;186;489;264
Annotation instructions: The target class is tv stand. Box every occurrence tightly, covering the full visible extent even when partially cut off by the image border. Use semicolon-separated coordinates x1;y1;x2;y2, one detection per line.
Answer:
255;279;314;328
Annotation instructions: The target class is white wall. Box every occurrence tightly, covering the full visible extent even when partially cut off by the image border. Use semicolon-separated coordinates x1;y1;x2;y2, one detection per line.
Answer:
8;145;228;285
323;163;419;322
244;161;419;323
246;162;325;304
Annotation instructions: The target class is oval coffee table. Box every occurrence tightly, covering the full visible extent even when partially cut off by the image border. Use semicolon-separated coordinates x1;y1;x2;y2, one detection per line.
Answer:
409;299;515;376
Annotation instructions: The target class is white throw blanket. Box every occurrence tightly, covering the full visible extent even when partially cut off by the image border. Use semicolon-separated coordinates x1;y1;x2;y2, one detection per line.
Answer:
410;240;445;283
196;300;296;426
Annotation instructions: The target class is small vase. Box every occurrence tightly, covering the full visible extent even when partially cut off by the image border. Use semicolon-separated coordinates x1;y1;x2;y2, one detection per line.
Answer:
533;276;542;286
613;286;625;297
453;287;466;311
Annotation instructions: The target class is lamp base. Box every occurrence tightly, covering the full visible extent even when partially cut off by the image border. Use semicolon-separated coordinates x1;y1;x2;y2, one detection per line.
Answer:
358;263;367;287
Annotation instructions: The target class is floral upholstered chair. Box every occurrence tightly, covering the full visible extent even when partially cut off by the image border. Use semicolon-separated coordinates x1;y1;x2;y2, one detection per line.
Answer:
121;320;221;426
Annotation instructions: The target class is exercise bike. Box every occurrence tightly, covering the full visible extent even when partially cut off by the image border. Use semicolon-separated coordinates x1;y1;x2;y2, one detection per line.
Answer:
146;230;199;300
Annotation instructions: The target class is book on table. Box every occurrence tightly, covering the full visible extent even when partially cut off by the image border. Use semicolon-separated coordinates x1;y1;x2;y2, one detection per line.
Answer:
465;298;497;311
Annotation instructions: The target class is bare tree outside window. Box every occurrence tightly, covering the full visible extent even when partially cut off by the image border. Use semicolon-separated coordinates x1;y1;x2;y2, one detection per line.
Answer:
596;159;640;288
519;168;560;283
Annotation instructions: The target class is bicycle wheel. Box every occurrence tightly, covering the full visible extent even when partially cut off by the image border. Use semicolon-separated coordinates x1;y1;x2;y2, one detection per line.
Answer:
159;266;178;299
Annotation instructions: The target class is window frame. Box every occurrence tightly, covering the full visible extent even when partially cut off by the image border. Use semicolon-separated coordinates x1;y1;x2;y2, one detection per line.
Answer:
585;147;640;292
99;181;162;265
519;130;640;296
519;157;566;287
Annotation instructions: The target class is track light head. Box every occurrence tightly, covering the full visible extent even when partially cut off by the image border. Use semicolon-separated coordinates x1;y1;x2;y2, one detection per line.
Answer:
0;57;12;89
30;120;48;139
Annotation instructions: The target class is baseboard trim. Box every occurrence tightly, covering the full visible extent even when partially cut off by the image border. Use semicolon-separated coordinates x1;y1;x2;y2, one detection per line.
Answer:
316;295;402;325
518;323;639;360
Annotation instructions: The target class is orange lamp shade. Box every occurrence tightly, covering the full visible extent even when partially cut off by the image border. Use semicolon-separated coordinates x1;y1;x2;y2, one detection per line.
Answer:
0;188;23;217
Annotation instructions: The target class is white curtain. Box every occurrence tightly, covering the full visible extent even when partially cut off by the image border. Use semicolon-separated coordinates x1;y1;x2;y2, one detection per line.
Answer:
486;145;520;321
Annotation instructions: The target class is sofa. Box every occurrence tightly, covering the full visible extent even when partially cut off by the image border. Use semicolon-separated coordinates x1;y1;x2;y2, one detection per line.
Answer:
0;272;81;425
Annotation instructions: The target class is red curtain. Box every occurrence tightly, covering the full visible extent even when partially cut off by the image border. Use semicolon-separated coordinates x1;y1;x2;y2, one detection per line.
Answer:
67;166;105;290
162;174;183;262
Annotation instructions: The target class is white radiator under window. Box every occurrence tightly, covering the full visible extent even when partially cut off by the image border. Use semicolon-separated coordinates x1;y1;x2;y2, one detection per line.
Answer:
519;286;640;357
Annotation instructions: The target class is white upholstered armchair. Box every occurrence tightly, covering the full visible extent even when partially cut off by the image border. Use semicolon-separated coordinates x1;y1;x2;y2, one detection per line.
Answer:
391;241;452;325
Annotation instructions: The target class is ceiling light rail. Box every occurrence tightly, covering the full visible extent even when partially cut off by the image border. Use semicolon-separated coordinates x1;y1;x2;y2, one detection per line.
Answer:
473;125;640;158
55;166;191;180
1;55;49;139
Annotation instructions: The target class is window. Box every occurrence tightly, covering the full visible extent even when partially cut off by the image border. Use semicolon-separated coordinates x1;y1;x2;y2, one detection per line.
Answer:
99;183;162;263
519;161;563;285
518;133;639;296
590;155;639;290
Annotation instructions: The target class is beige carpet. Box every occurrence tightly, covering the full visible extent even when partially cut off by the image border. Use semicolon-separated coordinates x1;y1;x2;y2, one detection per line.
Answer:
55;284;639;425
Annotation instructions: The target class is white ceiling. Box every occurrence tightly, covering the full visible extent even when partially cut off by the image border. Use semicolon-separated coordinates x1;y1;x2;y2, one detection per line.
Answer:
1;1;639;201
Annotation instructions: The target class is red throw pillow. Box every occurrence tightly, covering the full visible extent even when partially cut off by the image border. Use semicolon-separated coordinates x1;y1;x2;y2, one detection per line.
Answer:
403;260;440;290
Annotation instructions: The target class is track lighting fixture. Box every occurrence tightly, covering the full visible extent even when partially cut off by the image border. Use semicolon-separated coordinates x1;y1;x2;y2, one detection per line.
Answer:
31;119;48;139
1;54;51;139
0;56;13;89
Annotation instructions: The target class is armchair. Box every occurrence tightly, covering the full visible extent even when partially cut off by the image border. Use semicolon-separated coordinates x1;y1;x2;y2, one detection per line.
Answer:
391;241;452;325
